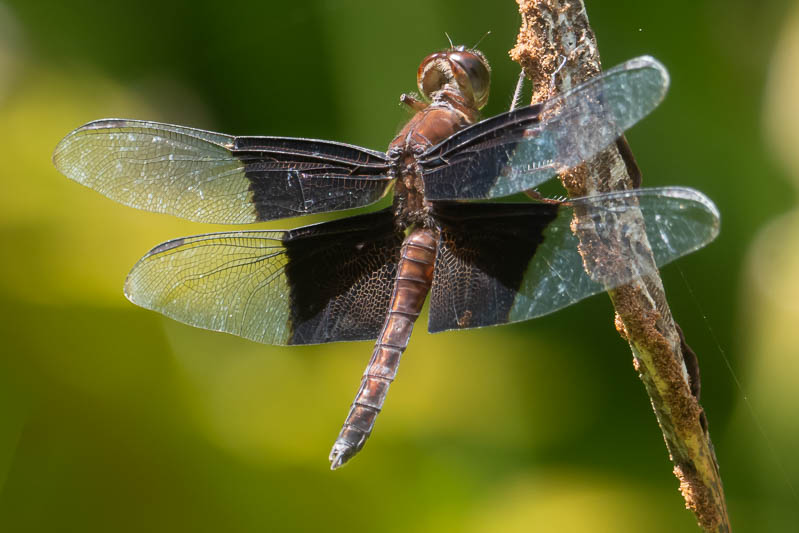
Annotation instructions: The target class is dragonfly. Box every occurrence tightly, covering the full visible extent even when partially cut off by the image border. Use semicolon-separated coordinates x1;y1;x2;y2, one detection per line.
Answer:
53;46;719;469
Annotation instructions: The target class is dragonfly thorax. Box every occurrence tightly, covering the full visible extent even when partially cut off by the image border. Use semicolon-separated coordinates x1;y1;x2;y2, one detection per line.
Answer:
389;106;483;226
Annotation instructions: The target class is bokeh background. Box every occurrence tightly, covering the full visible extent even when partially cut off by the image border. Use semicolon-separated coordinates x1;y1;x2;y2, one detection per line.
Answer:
1;0;797;531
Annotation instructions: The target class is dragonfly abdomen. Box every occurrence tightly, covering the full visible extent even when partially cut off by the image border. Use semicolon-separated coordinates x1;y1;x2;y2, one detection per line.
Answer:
329;228;438;469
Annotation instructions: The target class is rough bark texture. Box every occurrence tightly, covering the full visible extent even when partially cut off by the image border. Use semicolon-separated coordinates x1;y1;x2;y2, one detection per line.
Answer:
509;1;730;531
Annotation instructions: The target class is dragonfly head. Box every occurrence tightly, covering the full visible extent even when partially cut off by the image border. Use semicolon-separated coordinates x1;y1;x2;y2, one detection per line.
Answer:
417;46;491;109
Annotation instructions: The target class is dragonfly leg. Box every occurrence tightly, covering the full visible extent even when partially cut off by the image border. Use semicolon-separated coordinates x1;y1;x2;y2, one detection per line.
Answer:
400;93;429;112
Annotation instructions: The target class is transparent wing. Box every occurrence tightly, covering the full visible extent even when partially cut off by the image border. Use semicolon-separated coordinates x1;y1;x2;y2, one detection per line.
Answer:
428;187;719;332
422;56;669;200
54;119;392;224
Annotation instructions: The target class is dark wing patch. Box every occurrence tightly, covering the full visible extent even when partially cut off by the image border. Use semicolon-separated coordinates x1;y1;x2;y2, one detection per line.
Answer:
283;209;404;344
428;202;558;332
54;119;392;224
233;136;392;222
125;208;404;345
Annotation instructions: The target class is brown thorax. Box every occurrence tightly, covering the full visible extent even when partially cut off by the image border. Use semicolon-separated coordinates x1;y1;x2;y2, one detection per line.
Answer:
387;46;492;228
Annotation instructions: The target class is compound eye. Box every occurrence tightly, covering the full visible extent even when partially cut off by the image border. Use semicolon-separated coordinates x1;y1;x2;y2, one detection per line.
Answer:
417;52;448;100
449;51;490;109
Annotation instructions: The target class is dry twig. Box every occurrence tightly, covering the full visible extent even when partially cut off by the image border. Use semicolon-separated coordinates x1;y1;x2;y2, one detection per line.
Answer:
509;1;730;531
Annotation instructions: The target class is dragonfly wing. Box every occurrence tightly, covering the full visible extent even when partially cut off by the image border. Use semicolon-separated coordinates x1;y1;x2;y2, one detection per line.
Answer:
125;208;405;345
54;119;392;223
428;187;718;332
421;56;669;200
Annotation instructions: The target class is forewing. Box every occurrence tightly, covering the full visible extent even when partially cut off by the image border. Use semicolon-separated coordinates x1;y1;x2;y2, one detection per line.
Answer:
428;187;719;332
125;208;404;345
54;119;392;223
421;56;669;200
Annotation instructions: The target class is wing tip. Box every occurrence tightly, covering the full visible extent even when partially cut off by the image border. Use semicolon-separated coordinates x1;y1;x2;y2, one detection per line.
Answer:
52;118;135;178
122;269;142;309
628;55;671;102
123;236;187;302
566;186;721;247
620;185;722;246
657;185;721;242
122;275;138;307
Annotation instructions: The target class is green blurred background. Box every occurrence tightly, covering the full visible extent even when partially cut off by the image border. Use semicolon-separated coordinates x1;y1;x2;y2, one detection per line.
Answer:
1;0;797;531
